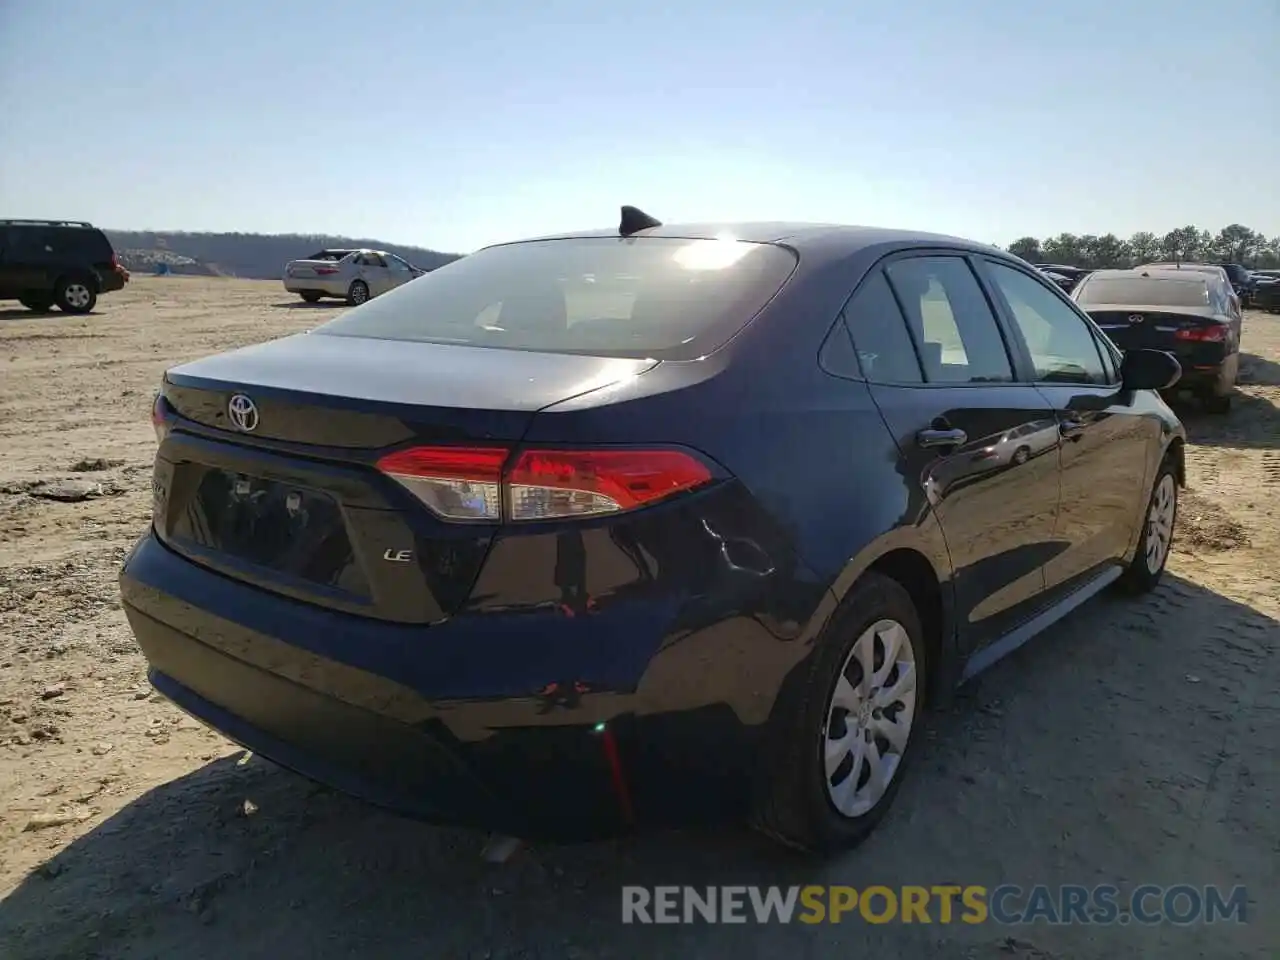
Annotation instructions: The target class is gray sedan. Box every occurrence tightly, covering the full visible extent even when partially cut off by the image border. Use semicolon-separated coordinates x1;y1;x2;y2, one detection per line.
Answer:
283;248;424;305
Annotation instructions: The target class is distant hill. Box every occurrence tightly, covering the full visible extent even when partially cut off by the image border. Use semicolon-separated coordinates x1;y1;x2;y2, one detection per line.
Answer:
105;230;462;280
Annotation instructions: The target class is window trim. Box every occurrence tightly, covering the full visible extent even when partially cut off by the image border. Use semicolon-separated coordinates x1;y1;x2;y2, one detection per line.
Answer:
975;256;1121;388
829;267;925;385
878;249;1022;388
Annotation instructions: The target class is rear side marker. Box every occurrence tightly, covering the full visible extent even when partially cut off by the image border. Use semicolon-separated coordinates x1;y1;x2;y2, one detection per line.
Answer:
375;446;714;522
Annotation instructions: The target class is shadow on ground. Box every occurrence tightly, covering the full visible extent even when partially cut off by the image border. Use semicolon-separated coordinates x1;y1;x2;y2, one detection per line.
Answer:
0;309;102;322
269;300;349;310
2;577;1276;960
1238;351;1280;389
1169;385;1279;451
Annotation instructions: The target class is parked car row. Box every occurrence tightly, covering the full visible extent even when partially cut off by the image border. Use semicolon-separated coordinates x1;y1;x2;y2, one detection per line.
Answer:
1035;258;1273;310
122;207;1192;855
0;219;130;313
1252;269;1280;312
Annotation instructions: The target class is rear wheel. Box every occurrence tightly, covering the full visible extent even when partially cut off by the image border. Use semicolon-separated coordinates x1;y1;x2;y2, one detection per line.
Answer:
300;292;323;303
347;280;369;306
1118;460;1178;594
54;276;96;314
752;572;925;854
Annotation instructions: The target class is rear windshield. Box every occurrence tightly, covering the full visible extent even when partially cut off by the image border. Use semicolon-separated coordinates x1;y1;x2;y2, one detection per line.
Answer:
313;236;799;359
1076;277;1209;308
309;250;350;261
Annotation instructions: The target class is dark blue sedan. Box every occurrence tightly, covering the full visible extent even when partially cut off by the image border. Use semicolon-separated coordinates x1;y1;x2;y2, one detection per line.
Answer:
120;208;1187;853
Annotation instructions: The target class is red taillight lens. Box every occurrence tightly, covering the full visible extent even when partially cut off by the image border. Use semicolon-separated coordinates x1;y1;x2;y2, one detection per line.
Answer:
506;449;712;520
315;266;339;276
152;394;170;443
375;446;714;522
1174;325;1227;342
376;446;507;520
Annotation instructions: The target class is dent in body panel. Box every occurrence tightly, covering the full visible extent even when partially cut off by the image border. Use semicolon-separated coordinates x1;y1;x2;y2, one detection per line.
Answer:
466;482;829;727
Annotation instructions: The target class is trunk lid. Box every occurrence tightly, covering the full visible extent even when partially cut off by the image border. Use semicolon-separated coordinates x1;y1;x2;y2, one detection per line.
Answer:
286;259;345;279
1084;305;1225;353
154;334;658;623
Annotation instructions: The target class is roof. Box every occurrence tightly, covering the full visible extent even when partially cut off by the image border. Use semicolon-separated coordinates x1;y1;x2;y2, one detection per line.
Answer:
495;221;1006;257
1135;262;1226;274
1086;268;1212;285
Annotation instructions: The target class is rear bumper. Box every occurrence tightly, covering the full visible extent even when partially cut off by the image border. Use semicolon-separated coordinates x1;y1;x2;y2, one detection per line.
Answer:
99;269;128;293
120;530;812;838
1166;349;1236;393
283;277;348;297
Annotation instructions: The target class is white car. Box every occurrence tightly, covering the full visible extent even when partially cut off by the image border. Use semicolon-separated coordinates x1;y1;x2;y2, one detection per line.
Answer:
283;248;424;305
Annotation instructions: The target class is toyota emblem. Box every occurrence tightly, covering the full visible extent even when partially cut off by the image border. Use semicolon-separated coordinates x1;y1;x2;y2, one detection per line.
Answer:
227;394;259;432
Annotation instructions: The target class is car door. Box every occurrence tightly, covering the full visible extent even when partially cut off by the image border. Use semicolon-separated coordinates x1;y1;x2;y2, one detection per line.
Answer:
977;258;1156;596
844;254;1063;656
384;254;417;291
359;253;395;296
0;227;52;293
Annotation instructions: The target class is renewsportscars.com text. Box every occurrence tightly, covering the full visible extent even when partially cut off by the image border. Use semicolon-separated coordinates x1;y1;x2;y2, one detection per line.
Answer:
621;884;1248;925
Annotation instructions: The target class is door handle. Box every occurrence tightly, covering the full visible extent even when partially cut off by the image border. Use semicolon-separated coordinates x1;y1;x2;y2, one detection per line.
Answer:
916;427;967;448
1059;419;1087;440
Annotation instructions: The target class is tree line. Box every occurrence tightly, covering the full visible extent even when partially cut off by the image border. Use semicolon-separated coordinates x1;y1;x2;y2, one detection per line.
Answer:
1006;224;1280;271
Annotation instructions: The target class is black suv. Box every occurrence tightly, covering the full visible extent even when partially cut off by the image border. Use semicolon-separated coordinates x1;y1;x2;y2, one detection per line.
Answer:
1215;262;1255;306
0;219;129;314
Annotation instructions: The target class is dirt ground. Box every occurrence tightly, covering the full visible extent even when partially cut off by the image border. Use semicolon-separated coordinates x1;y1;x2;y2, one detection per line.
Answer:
0;277;1276;959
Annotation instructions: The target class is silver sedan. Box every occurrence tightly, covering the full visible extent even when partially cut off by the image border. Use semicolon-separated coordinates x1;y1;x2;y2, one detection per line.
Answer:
283;248;424;305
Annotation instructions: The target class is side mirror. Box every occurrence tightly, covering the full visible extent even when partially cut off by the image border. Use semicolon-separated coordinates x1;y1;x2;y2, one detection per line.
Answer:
1121;349;1181;392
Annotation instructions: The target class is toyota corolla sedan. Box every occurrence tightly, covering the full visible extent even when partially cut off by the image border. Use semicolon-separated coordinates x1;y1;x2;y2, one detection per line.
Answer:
283;248;424;304
121;209;1186;853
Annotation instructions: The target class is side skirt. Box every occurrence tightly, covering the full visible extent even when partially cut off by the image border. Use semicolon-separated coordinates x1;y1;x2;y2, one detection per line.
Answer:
958;564;1124;683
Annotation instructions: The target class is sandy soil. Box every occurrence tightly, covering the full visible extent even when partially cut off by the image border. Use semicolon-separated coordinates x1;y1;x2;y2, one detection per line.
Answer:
0;277;1276;959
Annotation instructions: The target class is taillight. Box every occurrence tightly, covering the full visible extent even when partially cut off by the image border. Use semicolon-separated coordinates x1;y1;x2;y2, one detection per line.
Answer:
375;446;714;522
1174;325;1227;342
376;446;506;521
152;394;171;443
315;266;339;275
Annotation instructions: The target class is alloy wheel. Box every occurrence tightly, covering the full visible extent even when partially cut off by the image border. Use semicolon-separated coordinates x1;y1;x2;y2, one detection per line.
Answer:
1145;473;1177;574
64;283;92;309
823;618;918;818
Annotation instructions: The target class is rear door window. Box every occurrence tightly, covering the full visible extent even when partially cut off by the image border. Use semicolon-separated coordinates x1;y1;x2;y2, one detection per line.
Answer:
316;236;799;360
7;227;50;257
883;256;1014;383
841;270;923;383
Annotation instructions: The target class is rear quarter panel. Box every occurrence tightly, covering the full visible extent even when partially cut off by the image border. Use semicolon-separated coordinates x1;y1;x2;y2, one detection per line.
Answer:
528;239;955;658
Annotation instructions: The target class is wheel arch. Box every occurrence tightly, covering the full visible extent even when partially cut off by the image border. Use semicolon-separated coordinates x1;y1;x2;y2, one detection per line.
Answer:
1165;435;1186;487
805;528;957;708
56;268;101;293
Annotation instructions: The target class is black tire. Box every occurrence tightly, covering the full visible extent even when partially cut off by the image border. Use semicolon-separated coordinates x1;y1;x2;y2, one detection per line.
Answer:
1012;445;1031;465
300;292;323;303
1117;458;1178;594
19;296;54;313
346;280;369;306
54;275;97;314
751;572;927;855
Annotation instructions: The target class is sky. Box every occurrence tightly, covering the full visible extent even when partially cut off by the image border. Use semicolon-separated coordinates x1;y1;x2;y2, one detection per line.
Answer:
1;1;1276;254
